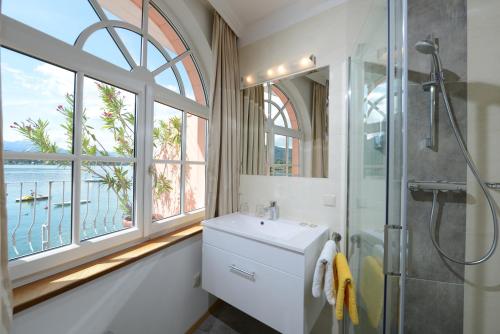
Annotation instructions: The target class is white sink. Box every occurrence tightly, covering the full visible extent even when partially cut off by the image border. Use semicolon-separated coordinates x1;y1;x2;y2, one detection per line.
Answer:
202;213;328;334
203;212;327;253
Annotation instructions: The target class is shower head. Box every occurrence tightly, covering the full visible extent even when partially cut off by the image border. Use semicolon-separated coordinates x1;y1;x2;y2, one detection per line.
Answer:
415;39;443;77
415;39;438;55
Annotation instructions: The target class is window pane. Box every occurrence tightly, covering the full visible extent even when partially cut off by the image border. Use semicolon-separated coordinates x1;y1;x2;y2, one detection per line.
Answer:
96;0;142;29
152;163;181;221
155;68;180;93
185;114;206;162
82;77;136;157
147;3;186;59
178;56;206;105
285;104;299;130
287;137;293;165
274;113;286;127
184;164;205;212
289;137;300;176
147;41;168;71
83;29;132;70
116;28;142;65
1;48;75;153
80;161;135;241
2;0;99;45
283;106;291;128
183;56;206;105
153;102;182;161
274;134;286;165
271;86;285;107
5;160;72;260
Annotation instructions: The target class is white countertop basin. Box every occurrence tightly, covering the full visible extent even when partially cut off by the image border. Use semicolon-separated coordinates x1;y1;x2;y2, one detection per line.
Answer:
202;212;328;253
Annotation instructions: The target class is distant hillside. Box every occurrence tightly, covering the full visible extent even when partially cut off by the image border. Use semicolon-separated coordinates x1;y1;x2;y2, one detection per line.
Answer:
3;141;32;152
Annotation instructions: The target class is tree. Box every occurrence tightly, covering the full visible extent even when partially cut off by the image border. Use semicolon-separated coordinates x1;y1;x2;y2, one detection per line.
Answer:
11;83;181;221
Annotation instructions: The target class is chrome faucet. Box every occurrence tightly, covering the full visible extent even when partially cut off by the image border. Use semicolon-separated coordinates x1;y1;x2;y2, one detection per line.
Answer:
264;201;279;220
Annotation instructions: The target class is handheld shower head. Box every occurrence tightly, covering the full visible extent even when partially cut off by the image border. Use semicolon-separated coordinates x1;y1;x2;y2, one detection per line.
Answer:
415;39;443;78
415;39;438;55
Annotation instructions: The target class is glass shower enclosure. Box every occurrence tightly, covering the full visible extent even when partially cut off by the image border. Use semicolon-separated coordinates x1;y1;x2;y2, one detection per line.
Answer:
346;0;500;333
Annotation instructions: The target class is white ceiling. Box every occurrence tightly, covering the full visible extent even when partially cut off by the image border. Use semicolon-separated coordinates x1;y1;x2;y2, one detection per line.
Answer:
208;0;348;46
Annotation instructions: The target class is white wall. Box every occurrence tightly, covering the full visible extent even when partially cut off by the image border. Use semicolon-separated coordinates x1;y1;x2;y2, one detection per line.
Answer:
238;0;375;239
13;236;212;334
240;175;337;226
238;3;377;332
183;0;213;46
464;0;500;333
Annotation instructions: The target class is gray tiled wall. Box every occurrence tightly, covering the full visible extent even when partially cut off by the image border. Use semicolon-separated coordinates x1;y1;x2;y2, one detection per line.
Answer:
405;0;467;333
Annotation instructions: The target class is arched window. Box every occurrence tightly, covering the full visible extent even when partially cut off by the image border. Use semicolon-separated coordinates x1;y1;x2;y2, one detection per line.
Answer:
1;0;208;273
263;83;301;176
2;0;207;105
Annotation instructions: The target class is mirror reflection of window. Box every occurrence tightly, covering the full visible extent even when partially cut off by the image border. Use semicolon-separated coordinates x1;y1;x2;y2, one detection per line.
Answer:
264;83;301;177
363;80;387;178
240;66;329;178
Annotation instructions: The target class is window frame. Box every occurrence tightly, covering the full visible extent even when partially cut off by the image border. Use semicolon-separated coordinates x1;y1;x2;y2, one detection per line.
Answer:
146;92;207;237
1;0;209;281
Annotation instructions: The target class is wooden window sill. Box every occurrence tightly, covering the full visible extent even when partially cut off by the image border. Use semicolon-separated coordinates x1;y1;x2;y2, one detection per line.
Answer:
13;223;203;314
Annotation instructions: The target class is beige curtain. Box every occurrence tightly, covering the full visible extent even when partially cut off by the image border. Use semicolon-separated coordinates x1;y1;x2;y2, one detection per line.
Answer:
0;69;13;333
206;12;241;218
311;82;328;178
241;86;266;175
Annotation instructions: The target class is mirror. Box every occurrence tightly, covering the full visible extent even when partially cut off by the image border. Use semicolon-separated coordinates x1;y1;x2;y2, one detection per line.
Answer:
241;66;329;178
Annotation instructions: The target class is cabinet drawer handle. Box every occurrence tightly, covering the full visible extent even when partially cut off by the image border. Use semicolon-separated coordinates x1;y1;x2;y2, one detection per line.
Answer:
229;264;255;281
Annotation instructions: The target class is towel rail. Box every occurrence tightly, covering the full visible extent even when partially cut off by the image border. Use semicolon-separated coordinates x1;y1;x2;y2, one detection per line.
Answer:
331;232;342;253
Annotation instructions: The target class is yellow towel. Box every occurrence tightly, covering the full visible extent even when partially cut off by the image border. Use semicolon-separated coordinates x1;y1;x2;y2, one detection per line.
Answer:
360;256;384;329
333;253;359;325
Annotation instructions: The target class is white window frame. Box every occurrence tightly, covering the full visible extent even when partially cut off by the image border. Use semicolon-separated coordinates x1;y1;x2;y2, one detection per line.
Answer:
145;89;207;237
1;0;209;282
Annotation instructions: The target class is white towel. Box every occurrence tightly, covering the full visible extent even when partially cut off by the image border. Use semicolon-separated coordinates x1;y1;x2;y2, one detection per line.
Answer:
312;240;336;300
323;245;336;305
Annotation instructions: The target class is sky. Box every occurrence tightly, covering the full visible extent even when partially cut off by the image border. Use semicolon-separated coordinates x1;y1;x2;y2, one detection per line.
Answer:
1;0;196;150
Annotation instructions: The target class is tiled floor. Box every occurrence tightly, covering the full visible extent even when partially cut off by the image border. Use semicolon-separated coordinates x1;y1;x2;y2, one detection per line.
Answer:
193;301;279;334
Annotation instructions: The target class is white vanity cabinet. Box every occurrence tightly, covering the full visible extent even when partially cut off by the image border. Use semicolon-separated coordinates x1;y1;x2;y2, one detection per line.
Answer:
202;213;328;334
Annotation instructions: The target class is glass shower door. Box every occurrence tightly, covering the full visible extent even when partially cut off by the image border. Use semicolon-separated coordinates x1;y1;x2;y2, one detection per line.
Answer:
345;0;405;332
346;56;391;334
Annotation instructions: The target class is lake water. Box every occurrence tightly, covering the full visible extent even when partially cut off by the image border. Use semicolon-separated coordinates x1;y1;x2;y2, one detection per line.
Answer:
5;164;131;260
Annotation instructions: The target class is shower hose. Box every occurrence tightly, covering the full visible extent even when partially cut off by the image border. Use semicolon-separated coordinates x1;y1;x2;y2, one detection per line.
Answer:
428;73;499;265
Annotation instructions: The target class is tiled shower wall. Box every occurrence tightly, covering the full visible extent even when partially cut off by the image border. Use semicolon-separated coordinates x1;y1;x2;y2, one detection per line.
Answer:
405;1;467;333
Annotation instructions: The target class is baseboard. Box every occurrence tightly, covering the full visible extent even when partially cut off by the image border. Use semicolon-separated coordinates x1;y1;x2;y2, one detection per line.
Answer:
185;299;223;334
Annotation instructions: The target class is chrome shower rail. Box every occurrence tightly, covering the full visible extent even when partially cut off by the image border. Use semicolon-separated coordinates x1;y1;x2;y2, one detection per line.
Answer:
408;180;466;193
